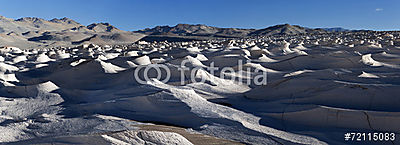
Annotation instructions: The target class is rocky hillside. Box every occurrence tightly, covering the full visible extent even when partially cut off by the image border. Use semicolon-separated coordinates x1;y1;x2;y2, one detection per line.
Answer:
0;16;82;33
136;24;253;37
0;14;350;48
135;23;330;41
0;15;145;49
248;24;326;36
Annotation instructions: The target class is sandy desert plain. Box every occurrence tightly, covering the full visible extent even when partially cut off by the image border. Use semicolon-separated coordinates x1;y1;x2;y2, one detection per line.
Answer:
0;15;400;145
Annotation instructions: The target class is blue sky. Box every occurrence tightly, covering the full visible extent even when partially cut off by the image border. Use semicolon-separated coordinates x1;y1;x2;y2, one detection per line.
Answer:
0;0;399;31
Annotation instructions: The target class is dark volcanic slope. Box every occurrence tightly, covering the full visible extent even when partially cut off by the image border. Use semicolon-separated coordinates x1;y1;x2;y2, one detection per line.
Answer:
248;24;326;36
135;24;329;41
136;24;254;38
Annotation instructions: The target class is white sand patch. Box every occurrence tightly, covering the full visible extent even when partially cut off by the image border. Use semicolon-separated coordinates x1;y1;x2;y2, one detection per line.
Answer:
258;54;278;62
0;62;19;72
11;55;27;64
126;51;139;57
358;71;379;78
361;54;383;66
70;59;87;66
0;73;19;82
195;54;208;61
284;70;315;77
133;55;151;65
148;80;326;145
96;59;126;73
184;56;206;67
35;53;54;63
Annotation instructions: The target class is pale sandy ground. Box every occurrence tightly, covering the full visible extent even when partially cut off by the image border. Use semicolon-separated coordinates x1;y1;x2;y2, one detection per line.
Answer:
0;31;399;144
134;124;243;145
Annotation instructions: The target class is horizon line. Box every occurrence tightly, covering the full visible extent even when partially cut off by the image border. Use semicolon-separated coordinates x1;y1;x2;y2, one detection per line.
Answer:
1;14;399;32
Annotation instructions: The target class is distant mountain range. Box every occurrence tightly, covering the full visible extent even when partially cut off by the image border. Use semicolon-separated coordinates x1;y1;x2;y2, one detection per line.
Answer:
0;15;144;49
0;15;356;48
134;24;351;42
135;24;254;38
320;27;350;32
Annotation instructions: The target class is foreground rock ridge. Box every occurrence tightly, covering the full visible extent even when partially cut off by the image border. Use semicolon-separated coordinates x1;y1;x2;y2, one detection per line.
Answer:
0;15;400;145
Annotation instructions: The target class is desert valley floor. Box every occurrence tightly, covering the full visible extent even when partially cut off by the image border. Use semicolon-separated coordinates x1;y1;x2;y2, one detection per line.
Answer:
1;15;400;145
0;30;400;145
